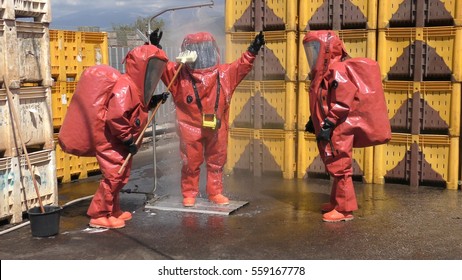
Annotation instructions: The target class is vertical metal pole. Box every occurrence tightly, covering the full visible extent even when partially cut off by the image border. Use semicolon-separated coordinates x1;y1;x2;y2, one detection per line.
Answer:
152;111;157;190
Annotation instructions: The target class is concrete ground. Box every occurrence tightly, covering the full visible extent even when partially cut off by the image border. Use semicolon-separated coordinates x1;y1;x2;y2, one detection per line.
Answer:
0;134;461;260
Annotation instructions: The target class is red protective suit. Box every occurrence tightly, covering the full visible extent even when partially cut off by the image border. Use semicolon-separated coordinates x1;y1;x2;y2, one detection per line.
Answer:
86;45;168;220
161;32;256;201
303;31;368;220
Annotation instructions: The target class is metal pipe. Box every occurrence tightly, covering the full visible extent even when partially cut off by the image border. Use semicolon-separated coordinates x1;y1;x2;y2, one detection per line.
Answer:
148;1;214;33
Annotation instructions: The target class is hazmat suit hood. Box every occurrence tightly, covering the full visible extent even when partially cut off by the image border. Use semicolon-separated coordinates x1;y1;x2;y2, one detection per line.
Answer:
181;32;220;71
123;45;168;105
303;31;348;79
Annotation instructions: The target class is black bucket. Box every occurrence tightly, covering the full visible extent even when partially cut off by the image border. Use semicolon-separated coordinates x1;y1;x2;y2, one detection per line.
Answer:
28;205;62;237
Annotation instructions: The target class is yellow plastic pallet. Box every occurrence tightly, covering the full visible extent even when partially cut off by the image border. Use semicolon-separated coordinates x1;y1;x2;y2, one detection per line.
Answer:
384;81;461;136
298;0;378;31
378;0;462;28
299;29;377;81
377;26;462;82
373;133;459;189
296;131;373;183
50;29;108;82
225;30;298;81
225;128;296;179
225;0;298;32
229;80;296;130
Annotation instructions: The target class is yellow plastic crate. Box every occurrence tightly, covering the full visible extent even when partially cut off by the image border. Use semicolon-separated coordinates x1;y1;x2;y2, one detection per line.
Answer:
229;80;296;130
50;29;108;82
50;30;81;79
225;128;296;179
84;156;100;174
299;29;377;80
0;156;13;221
0;88;12;157
298;0;378;31
54;134;82;183
79;32;108;75
225;0;298;32
1;21;52;88
226;30;298;81
373;133;459;189
377;27;462;82
54;134;100;183
17;87;53;149
297;131;373;183
384;81;461;136
0;87;53;156
1;149;58;223
1;0;51;22
51;81;76;129
378;0;462;28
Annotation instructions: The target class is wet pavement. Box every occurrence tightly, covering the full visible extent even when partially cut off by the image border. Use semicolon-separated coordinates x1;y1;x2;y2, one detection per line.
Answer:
1;135;462;260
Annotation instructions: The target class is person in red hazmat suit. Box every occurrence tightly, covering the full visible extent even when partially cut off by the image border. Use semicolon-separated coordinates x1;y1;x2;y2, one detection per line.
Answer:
150;30;265;207
86;45;169;228
303;31;383;222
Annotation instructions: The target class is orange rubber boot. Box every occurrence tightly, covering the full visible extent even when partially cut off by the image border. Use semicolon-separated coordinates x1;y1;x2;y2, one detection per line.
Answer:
322;209;354;222
113;211;132;221
209;194;229;205
89;216;125;229
183;197;196;207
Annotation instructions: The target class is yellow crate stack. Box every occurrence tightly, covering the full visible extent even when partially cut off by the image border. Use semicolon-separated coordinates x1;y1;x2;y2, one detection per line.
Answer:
225;0;298;32
377;0;462;28
374;0;462;189
377;27;462;82
229;80;297;130
50;30;108;81
298;0;378;31
49;29;108;183
226;129;296;179
225;0;298;179
0;0;57;224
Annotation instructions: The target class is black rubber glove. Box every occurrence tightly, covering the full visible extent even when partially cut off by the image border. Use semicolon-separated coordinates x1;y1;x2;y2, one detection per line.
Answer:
248;31;265;55
149;92;169;110
123;136;138;155
149;28;163;49
316;119;334;142
305;116;315;134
